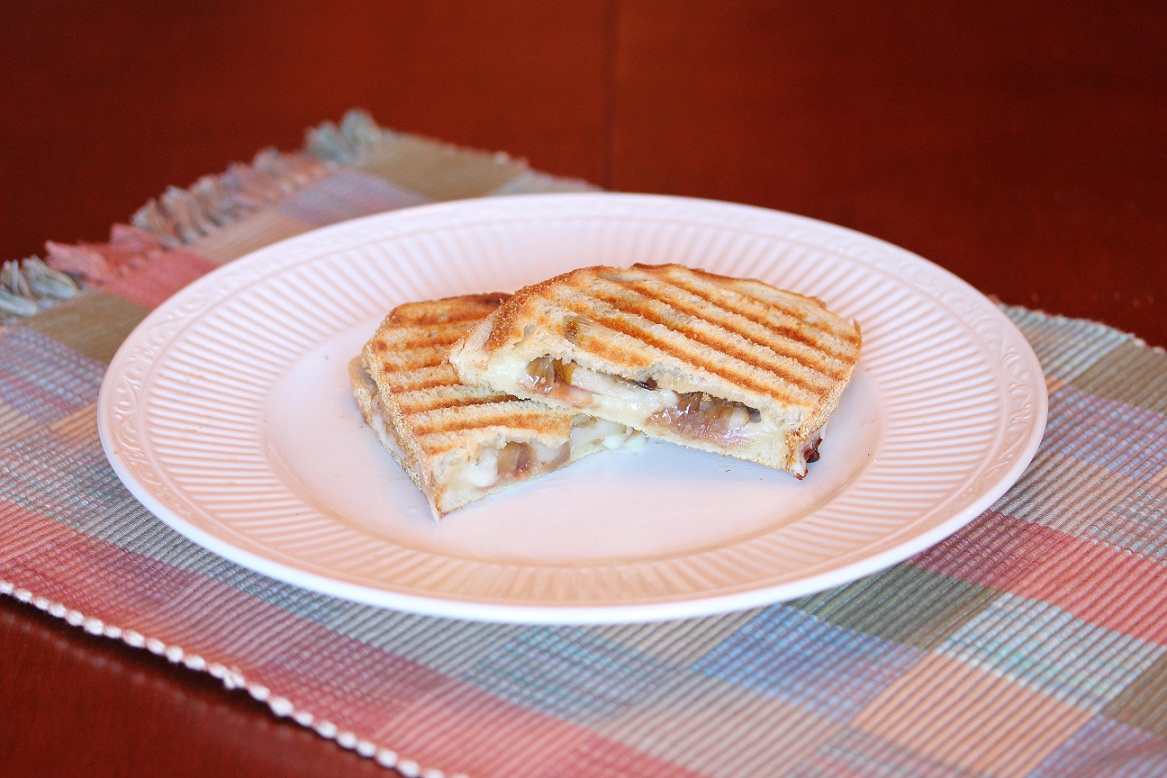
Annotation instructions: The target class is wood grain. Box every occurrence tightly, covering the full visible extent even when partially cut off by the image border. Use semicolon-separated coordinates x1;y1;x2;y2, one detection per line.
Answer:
0;597;387;778
611;0;1166;345
0;1;611;257
1;2;1165;775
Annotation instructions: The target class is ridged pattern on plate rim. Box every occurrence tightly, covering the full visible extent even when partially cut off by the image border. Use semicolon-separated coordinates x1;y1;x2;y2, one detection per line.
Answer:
98;193;1046;622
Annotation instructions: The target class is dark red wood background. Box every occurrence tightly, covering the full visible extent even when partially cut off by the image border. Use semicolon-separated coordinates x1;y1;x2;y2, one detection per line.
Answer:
1;2;1164;775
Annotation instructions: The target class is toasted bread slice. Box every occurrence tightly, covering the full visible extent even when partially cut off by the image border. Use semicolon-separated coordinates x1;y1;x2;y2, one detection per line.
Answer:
448;264;861;478
353;293;643;518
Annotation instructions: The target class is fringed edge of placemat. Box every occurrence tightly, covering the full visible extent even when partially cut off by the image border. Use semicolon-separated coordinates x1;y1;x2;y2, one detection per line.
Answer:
0;576;455;778
125;108;374;247
0;115;328;323
19;111;373;302
0;257;81;319
1;108;557;325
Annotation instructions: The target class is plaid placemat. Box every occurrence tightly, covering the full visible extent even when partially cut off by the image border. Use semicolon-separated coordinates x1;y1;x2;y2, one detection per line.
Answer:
3;111;1167;778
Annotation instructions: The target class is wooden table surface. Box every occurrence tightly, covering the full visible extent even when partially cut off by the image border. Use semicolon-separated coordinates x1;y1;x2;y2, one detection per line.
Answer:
1;2;1164;775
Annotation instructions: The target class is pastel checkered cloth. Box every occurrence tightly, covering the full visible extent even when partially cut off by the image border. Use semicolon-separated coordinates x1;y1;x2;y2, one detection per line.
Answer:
3;112;1167;778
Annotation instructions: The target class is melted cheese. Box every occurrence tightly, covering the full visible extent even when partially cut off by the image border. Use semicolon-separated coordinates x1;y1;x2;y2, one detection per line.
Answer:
448;415;644;496
508;357;769;448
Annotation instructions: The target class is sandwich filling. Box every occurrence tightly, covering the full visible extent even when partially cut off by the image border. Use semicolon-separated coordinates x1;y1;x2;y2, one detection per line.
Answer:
359;367;644;501
452;416;644;494
520;356;766;448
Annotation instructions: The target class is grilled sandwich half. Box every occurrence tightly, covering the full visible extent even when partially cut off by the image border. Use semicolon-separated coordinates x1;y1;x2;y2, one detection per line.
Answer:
352;293;643;518
448;264;861;478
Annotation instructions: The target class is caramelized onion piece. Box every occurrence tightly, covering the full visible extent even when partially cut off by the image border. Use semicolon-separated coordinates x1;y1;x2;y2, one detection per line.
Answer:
496;441;535;480
803;434;821;464
492;440;571;484
647;392;758;446
522;356;556;391
520;357;594;408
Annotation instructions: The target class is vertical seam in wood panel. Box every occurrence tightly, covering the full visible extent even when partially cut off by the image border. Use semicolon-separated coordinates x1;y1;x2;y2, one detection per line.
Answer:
602;0;619;189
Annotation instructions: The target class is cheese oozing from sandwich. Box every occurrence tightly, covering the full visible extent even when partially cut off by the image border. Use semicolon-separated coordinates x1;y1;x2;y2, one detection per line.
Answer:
449;415;644;493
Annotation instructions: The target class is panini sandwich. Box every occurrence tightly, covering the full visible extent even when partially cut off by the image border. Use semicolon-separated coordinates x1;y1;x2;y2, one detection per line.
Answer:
352;293;643;518
448;264;861;478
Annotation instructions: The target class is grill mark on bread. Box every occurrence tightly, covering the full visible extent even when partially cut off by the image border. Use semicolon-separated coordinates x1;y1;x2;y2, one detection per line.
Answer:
671;266;828;310
628;282;851;380
410;403;570;437
586;277;846;386
660;273;861;356
576;292;826;396
391;332;469;352
501;265;857;365
384;322;480;352
374;350;450;372
554;295;814;402
398;392;511;415
371;338;469;372
383;365;462;393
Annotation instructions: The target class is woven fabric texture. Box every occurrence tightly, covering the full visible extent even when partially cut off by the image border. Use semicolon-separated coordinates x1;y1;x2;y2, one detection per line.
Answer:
3;111;1167;778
